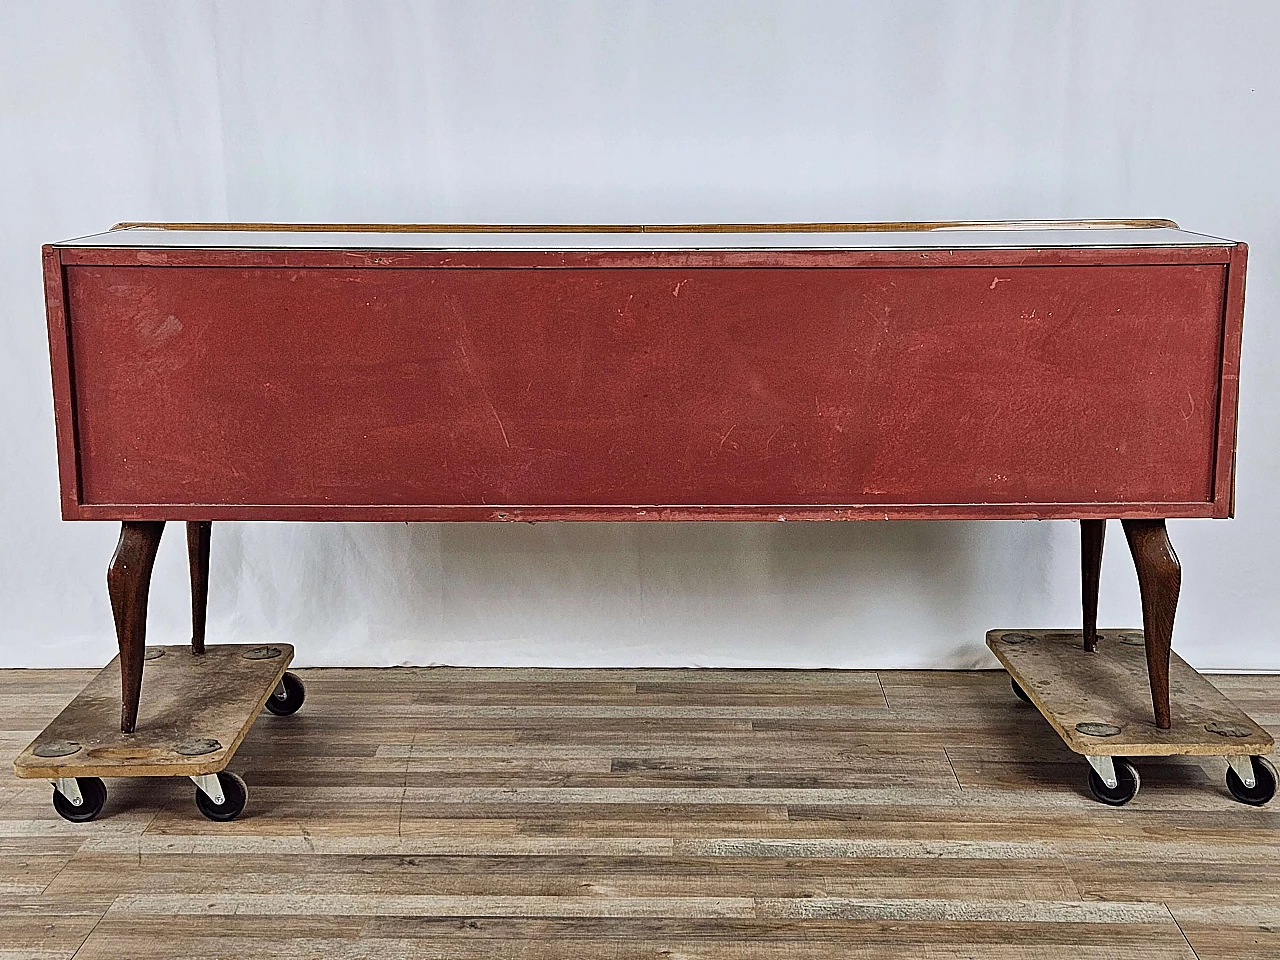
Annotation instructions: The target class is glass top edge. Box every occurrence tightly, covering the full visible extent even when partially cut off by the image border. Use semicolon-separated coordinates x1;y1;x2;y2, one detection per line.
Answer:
56;225;1234;250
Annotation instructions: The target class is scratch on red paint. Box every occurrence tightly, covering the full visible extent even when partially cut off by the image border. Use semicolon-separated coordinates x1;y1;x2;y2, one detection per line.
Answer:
451;295;511;449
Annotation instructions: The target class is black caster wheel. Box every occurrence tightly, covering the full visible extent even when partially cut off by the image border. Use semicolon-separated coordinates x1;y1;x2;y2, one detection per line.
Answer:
195;771;248;822
1010;677;1033;705
52;777;107;822
1087;758;1140;806
1226;756;1277;806
264;672;306;716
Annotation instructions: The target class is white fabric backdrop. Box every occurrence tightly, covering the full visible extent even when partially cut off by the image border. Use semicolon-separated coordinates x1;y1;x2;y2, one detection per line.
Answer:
2;1;1278;670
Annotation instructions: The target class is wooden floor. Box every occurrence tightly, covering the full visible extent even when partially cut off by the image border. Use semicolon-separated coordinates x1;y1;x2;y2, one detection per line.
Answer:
2;665;1278;959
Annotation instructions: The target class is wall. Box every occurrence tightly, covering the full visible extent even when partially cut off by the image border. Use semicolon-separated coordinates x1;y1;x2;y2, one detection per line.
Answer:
2;0;1278;670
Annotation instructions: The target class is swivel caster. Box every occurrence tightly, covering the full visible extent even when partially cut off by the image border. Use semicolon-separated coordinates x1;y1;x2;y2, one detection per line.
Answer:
51;776;107;822
1226;756;1277;806
264;672;306;716
1010;677;1032;704
1086;756;1140;806
192;771;248;821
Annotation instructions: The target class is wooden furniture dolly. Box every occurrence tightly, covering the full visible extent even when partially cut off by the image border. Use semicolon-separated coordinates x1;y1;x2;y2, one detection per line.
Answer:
14;642;305;821
20;220;1265;818
990;628;1275;806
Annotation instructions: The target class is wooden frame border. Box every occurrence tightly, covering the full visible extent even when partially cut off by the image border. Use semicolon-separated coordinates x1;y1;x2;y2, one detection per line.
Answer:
42;245;81;517
58;245;1232;270
70;503;1225;523
1215;243;1249;517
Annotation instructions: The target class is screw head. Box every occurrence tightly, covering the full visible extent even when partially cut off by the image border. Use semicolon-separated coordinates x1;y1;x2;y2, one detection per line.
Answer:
34;739;81;758
1076;721;1122;738
1001;632;1036;645
1205;721;1253;739
175;738;222;756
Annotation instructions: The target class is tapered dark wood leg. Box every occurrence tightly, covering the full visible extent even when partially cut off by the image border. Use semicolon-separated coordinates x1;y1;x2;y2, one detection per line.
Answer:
1081;519;1105;652
107;521;165;734
1122;518;1180;729
187;521;212;654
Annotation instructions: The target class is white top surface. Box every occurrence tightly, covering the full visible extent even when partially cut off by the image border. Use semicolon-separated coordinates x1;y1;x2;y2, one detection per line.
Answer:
57;226;1233;251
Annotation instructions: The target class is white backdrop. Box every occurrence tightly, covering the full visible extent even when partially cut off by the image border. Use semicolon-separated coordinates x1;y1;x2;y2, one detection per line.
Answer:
2;1;1278;671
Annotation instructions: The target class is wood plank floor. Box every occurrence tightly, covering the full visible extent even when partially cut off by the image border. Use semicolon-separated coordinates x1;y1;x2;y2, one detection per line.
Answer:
2;665;1277;959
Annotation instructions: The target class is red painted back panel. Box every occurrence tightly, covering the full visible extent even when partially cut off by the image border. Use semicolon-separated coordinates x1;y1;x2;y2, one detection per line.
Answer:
63;262;1226;513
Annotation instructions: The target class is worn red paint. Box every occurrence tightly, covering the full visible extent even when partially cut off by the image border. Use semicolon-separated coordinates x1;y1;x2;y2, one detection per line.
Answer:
44;240;1246;522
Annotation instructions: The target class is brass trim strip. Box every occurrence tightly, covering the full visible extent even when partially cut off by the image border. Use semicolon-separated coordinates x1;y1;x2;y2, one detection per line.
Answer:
109;219;1180;234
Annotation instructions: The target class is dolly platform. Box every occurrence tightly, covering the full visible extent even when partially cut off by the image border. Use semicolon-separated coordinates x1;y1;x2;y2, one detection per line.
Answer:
989;629;1275;806
13;643;304;822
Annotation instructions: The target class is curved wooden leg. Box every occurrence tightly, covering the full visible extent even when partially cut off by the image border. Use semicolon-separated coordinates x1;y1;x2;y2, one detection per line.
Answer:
1081;520;1105;652
187;521;212;654
1122;519;1181;729
107;521;165;734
